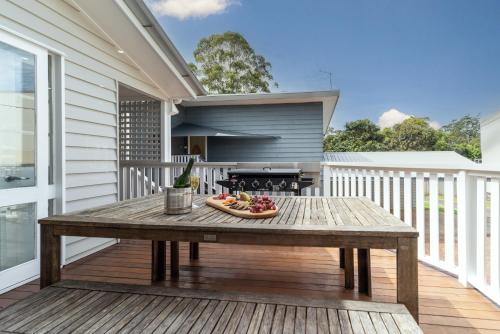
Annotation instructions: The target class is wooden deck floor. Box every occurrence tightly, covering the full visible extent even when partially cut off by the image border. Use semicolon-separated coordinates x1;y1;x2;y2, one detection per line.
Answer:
1;240;499;333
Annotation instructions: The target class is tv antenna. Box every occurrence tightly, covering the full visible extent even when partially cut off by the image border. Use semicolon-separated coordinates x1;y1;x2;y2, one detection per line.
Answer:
319;70;333;89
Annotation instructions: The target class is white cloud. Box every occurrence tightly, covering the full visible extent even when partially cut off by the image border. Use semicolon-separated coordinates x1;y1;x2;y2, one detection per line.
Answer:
378;108;410;129
378;108;441;129
148;0;235;19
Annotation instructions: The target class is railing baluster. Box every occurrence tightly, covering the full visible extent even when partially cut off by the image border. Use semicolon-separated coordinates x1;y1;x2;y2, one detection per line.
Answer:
331;168;338;197
350;169;356;196
374;171;381;205
343;169;350;196
393;171;401;219
416;172;425;259
403;171;412;226
383;171;390;212
429;173;439;262
366;170;373;201
444;174;455;268
356;169;363;197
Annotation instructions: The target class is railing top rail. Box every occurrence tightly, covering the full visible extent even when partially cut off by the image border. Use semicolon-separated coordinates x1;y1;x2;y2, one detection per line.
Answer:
321;161;500;176
120;160;238;168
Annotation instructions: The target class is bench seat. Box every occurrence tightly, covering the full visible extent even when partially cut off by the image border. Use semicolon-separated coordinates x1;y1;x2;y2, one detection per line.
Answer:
0;280;421;333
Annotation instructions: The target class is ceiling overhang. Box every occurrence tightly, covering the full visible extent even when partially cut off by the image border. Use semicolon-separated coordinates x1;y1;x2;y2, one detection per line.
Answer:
73;0;198;99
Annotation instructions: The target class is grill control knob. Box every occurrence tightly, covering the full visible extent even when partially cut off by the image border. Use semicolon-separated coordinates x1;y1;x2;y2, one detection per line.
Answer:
251;179;260;189
265;179;273;189
279;180;287;189
238;180;246;189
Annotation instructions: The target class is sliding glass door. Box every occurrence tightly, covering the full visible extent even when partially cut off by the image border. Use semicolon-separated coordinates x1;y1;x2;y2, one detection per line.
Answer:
0;30;49;292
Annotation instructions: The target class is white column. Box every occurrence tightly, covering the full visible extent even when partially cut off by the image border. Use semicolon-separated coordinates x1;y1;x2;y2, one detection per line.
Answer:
161;99;172;187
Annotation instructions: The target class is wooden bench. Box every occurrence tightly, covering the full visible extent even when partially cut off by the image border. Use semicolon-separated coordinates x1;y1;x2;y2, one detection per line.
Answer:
0;280;421;333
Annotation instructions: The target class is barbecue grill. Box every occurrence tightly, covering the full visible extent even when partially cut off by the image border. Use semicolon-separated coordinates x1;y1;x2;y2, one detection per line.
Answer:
216;168;314;196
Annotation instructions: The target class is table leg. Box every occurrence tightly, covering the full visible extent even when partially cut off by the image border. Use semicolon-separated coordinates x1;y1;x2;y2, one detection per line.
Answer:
339;248;345;268
189;242;199;260
170;241;179;279
344;248;354;289
40;225;61;289
357;248;371;296
151;241;166;281
397;237;419;322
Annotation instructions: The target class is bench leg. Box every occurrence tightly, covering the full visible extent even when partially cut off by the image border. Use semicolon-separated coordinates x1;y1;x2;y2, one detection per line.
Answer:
170;241;179;279
339;248;345;268
40;225;61;289
357;248;371;296
397;237;419;322
189;242;199;260
344;248;354;289
151;241;166;281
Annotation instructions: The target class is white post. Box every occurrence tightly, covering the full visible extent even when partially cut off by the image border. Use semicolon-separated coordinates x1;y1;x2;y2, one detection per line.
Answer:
444;174;455;269
161;99;172;187
393;171;401;219
429;173;439;262
416;172;425;258
457;171;476;285
323;166;331;197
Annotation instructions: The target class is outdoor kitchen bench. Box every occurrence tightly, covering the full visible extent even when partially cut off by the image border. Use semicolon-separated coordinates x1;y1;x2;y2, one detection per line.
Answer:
38;194;419;321
0;280;421;333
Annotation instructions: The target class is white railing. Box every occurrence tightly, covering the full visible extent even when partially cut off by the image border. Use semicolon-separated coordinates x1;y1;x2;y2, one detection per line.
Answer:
171;154;203;163
322;162;500;305
119;161;237;199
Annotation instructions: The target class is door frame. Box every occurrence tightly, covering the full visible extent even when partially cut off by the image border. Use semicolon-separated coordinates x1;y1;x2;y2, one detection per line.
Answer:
0;27;65;293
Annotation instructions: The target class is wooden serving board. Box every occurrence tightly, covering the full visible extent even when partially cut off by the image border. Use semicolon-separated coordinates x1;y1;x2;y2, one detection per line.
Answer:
206;197;279;219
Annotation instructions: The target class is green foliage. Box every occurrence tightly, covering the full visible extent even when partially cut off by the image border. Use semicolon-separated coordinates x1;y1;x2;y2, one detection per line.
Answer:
387;117;438;151
437;115;482;161
323;115;481;160
189;32;277;94
323;119;384;152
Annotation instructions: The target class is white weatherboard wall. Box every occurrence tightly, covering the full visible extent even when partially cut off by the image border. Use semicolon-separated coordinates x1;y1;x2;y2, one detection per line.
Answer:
0;0;166;263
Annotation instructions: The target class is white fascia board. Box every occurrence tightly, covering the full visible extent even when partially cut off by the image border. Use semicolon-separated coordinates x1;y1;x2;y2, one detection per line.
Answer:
114;0;197;98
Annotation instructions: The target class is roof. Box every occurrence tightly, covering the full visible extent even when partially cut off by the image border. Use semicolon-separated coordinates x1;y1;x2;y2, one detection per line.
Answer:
323;151;477;168
181;90;340;134
73;0;205;98
172;123;280;138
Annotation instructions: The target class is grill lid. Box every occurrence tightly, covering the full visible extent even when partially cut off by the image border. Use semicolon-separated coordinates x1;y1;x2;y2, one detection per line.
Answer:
227;168;302;176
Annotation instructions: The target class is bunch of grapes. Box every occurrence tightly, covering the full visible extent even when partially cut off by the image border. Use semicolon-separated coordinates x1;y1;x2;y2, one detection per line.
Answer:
249;195;277;213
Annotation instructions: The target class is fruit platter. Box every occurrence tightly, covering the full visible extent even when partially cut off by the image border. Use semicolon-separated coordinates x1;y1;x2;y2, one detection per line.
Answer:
206;192;279;219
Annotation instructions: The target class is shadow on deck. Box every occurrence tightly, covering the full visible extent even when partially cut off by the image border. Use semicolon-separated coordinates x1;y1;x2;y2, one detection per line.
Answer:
1;240;499;333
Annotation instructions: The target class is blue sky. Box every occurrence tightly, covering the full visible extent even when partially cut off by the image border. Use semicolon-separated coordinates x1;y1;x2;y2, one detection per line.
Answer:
150;0;500;129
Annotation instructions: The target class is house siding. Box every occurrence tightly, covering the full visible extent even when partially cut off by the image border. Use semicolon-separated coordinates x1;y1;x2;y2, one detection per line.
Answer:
0;0;164;263
180;103;324;162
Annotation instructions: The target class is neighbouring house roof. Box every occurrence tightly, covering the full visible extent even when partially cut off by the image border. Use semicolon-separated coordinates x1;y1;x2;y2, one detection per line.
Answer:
172;123;280;138
323;151;477;168
180;90;340;134
72;0;205;98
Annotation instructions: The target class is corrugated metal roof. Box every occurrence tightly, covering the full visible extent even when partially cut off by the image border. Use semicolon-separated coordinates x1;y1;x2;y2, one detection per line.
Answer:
323;151;477;167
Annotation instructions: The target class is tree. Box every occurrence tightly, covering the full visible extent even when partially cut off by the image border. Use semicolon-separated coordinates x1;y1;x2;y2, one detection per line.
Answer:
435;115;481;160
388;117;437;151
323;119;385;152
190;32;277;94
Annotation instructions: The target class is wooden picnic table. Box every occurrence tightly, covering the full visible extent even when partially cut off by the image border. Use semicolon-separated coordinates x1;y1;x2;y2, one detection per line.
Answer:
38;195;419;321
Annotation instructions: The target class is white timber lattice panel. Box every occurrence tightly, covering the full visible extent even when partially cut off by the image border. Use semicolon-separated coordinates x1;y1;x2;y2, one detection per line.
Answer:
119;100;161;160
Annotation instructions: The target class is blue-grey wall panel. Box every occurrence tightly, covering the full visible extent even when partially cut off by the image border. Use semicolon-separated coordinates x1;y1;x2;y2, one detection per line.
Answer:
178;103;323;162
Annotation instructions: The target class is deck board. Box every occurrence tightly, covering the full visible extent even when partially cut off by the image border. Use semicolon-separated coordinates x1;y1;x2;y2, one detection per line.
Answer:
1;240;499;333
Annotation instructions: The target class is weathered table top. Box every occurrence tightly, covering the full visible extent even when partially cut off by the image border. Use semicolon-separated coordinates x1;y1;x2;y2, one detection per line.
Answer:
40;195;417;237
0;280;422;333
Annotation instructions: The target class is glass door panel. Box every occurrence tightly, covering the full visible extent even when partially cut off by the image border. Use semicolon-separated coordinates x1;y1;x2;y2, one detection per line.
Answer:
0;203;36;271
0;30;48;293
0;40;36;189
